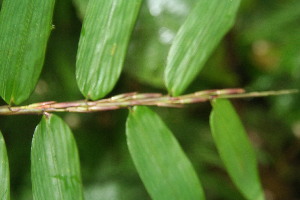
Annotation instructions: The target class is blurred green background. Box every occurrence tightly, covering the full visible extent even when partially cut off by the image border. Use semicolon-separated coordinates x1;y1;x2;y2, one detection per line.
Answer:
0;0;299;199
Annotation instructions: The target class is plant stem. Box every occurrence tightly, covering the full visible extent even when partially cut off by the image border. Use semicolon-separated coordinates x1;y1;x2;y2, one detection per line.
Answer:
0;89;297;115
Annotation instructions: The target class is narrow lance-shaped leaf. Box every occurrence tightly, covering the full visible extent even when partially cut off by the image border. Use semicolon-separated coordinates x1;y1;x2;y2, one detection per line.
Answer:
0;131;10;200
164;0;241;96
126;106;205;200
76;0;142;100
0;0;55;105
210;99;264;200
31;114;83;200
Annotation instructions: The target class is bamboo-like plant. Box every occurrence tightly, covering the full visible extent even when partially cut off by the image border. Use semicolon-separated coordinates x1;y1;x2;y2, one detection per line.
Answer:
0;0;297;199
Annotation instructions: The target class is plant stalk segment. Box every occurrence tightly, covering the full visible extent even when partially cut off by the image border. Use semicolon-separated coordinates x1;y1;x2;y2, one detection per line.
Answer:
0;89;297;115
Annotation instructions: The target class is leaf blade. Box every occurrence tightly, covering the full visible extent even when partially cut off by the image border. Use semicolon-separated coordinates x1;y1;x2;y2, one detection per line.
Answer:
72;0;89;19
31;115;83;200
210;99;264;200
0;131;10;200
76;0;142;100
126;106;205;200
0;0;55;105
164;0;241;96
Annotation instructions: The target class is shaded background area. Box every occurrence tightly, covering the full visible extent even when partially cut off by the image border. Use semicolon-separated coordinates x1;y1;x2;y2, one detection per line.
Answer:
0;0;299;199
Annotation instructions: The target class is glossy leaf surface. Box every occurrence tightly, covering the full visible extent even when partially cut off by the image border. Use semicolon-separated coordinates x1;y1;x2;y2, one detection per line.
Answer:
126;106;205;200
0;131;10;200
165;0;240;96
31;115;83;200
76;0;142;100
210;99;264;200
0;0;55;105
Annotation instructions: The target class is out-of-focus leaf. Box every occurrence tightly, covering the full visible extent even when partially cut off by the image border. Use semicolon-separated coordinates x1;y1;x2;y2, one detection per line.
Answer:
243;0;300;42
0;0;55;105
0;131;10;200
76;0;142;100
280;30;300;74
31;115;83;200
126;106;205;200
210;99;264;200
125;1;194;88
164;0;240;96
72;0;88;19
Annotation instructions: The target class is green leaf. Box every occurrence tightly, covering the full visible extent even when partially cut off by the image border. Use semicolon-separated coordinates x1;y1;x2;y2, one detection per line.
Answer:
0;0;56;105
31;114;83;200
125;1;195;89
210;99;264;200
0;131;10;200
76;0;142;100
164;0;241;96
72;0;89;19
126;106;205;200
243;0;300;42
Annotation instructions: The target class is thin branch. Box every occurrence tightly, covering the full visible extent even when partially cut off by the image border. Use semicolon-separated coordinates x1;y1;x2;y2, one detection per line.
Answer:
0;88;297;115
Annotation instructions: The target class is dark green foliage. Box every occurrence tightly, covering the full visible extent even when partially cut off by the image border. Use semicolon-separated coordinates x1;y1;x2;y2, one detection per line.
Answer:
210;99;264;200
165;0;241;96
0;0;298;199
76;0;142;100
126;106;205;200
0;131;9;200
31;115;83;200
0;0;55;105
